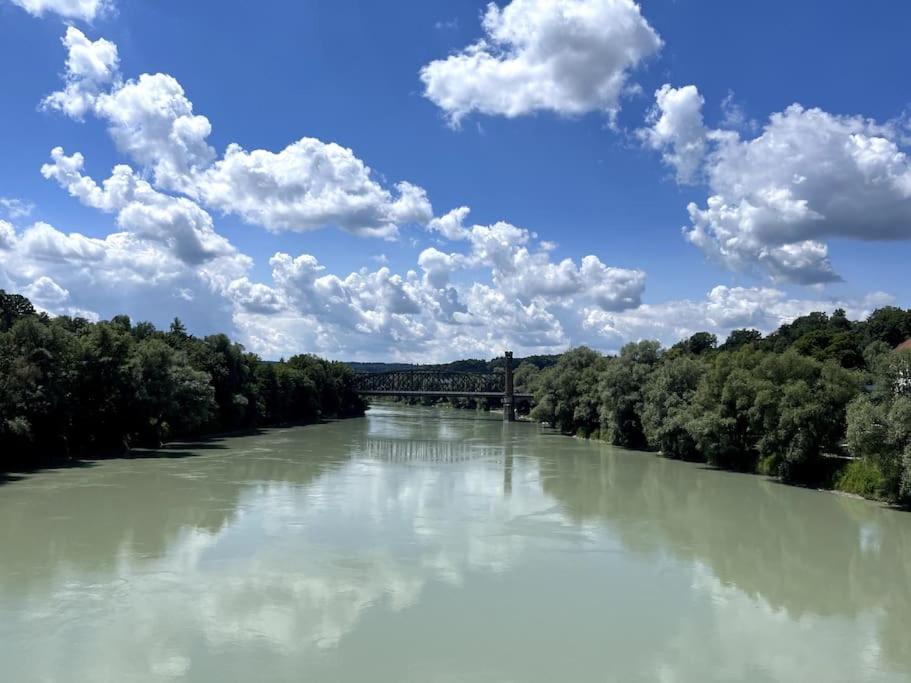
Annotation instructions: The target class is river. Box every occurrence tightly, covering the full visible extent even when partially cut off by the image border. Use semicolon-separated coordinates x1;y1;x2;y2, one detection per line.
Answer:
1;404;910;682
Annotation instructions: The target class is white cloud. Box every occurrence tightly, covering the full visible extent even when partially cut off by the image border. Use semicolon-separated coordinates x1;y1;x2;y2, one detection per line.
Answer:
420;0;662;125
0;198;35;220
422;207;645;311
192;140;433;238
42;27;119;119
23;275;70;305
41;147;245;268
719;91;755;133
94;73;215;191
417;247;463;288
9;0;110;21
43;30;210;186
43;29;434;238
0;221;15;250
0;219;244;331
428;205;471;240
583;285;895;349
639;84;708;184
697;105;911;242
641;86;911;284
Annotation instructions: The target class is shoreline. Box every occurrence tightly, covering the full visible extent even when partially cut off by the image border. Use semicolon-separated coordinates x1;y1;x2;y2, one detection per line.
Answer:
567;431;902;510
0;411;367;479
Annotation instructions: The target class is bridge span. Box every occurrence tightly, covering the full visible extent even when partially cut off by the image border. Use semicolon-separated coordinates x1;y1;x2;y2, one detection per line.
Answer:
354;351;531;421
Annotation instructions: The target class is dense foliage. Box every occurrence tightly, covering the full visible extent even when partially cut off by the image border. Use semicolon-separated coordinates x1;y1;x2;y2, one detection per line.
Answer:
525;307;911;505
0;290;365;465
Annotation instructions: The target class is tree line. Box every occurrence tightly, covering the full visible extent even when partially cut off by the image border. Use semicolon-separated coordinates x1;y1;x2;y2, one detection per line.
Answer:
516;306;911;506
0;290;366;466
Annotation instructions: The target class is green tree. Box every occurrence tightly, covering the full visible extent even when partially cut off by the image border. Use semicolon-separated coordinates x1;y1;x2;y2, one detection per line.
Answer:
685;347;763;470
0;290;36;332
672;332;717;356
641;354;705;459
530;347;608;435
129;338;215;445
863;307;911;348
598;341;661;447
846;350;911;503
720;328;762;351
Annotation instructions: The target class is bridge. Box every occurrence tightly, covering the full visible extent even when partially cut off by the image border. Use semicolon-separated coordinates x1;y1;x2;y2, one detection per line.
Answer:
354;351;532;421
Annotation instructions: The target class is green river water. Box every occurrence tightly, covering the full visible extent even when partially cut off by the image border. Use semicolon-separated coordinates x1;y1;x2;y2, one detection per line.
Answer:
1;404;910;682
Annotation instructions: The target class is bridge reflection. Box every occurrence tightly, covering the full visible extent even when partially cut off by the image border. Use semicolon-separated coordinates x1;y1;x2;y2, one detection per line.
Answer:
356;438;510;465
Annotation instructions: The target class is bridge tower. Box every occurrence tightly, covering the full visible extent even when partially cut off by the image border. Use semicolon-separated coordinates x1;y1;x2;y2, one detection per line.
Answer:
503;351;515;422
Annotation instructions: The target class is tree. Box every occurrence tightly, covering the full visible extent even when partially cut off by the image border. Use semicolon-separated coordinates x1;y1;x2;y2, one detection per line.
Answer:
129;338;215;445
846;350;911;503
168;317;188;344
672;332;717;356
530;347;608;435
721;328;762;351
751;353;859;481
598;341;661;447
684;347;763;471
641;354;705;459
0;290;35;332
863;307;911;349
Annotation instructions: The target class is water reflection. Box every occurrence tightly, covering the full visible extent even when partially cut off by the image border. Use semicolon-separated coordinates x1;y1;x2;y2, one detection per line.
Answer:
538;446;911;676
0;405;909;682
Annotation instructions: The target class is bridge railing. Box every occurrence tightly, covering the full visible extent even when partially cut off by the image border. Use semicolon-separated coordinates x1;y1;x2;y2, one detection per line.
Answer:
352;352;530;421
354;370;505;395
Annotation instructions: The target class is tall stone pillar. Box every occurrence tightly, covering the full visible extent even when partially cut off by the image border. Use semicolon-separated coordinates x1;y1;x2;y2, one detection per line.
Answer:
503;350;516;422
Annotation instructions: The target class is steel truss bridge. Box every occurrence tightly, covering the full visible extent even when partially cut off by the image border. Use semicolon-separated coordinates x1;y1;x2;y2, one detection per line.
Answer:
353;352;531;421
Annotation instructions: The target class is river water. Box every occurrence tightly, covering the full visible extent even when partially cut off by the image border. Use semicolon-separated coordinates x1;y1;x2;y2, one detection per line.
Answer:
1;404;910;682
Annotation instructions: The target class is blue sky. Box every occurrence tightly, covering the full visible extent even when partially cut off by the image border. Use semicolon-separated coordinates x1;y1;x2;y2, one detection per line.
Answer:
0;0;909;360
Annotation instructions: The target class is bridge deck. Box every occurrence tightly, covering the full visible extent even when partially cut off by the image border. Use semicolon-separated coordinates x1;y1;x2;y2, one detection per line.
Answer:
359;390;533;399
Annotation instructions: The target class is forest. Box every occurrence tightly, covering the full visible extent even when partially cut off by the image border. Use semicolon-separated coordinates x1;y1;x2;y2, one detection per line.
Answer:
516;306;911;506
0;290;365;467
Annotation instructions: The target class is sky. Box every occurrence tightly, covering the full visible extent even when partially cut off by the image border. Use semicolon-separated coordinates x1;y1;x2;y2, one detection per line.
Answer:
0;0;909;362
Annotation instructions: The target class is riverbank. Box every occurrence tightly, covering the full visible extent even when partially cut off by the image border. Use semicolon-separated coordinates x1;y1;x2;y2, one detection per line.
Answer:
567;430;903;509
0;412;365;480
521;338;911;509
0;291;367;473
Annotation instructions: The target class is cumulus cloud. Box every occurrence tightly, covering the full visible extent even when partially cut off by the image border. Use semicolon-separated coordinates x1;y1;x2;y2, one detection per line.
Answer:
428;205;471;240
93;73;216;191
41;147;245;268
639;84;708;184
9;0;110;21
43;29;211;187
192;141;433;238
421;207;645;311
23;275;70;306
0;221;15;250
687;104;911;283
42;27;119;119
211;207;646;359
420;0;662;125
42;28;434;237
583;285;894;349
641;85;911;284
0;220;231;327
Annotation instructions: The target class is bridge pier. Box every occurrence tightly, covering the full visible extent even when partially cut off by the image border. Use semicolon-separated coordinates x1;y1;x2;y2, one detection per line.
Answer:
503;351;515;422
